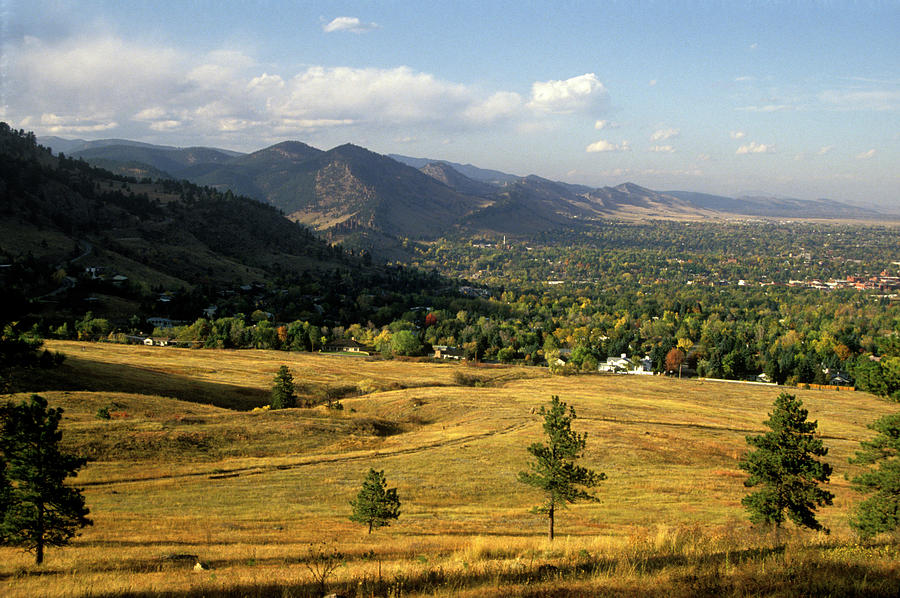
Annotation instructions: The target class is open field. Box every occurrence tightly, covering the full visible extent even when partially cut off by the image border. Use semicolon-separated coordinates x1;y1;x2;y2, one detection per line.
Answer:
2;342;899;597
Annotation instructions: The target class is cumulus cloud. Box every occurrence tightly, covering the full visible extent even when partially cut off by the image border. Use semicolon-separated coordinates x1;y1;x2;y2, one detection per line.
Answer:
4;34;616;148
857;148;876;159
650;127;679;141
527;73;608;114
5;34;548;142
729;130;746;139
586;139;630;153
817;145;835;155
736;141;775;154
322;16;379;33
594;119;609;130
649;145;675;153
463;91;523;123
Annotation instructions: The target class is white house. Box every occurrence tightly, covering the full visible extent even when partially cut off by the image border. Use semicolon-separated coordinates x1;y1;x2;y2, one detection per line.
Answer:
599;354;653;375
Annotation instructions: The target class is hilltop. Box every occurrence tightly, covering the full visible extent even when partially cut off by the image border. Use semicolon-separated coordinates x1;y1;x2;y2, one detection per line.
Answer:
0;124;457;324
46;135;886;253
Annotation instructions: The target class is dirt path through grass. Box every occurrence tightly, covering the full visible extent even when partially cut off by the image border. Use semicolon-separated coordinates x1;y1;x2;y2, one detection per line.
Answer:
79;420;531;487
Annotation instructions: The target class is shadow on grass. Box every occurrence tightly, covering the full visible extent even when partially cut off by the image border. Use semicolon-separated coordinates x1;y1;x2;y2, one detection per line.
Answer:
12;543;899;598
17;356;270;410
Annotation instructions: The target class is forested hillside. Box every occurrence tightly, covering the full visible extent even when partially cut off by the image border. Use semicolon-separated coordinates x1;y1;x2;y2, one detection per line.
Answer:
0;124;465;328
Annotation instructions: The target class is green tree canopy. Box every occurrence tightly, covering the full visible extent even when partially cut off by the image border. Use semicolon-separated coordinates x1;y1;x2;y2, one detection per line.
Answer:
390;330;422;356
270;365;296;409
349;469;401;533
739;392;833;540
849;413;900;538
518;395;606;540
0;395;92;564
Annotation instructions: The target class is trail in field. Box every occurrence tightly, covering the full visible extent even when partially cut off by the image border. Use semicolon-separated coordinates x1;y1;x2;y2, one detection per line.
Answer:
80;420;530;488
580;415;860;442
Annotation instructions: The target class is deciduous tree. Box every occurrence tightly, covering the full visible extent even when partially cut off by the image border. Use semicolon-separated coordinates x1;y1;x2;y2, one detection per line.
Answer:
0;395;92;564
518;395;605;540
739;392;833;542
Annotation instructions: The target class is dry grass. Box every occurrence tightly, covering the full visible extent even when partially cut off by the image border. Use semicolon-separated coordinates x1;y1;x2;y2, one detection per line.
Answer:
2;343;898;597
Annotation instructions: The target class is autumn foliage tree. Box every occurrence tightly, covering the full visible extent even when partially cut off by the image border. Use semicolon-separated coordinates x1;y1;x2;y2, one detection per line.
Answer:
665;348;685;374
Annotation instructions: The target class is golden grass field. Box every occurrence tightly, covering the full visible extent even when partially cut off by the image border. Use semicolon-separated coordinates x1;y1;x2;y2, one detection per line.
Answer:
1;340;898;597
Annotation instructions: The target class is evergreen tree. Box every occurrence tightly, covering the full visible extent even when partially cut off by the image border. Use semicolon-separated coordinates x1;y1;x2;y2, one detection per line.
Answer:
0;395;92;564
848;413;900;538
270;365;296;409
518;395;606;540
349;469;401;533
739;392;833;541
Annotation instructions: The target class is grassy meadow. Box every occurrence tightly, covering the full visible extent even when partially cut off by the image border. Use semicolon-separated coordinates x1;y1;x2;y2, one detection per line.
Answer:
1;340;898;597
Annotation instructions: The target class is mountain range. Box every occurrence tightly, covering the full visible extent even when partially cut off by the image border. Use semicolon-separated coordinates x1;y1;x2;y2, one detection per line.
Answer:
41;136;885;245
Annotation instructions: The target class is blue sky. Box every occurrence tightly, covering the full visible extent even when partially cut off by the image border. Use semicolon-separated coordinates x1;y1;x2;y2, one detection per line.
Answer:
2;1;898;206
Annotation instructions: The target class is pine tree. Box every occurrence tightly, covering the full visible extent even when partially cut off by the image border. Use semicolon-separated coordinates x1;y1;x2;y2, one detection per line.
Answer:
0;395;92;564
739;392;833;542
270;365;296;409
349;469;401;533
518;395;606;540
848;413;900;538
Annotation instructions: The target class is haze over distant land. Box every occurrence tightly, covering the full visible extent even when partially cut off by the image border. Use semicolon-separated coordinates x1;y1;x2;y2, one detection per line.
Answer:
3;1;898;207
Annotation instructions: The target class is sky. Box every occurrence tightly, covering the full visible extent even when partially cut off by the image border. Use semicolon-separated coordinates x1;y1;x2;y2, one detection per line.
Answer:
1;1;898;207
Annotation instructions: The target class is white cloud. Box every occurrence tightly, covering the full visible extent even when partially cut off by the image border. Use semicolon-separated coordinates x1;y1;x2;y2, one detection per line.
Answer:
247;73;285;92
322;16;379;33
737;104;790;112
649;145;675;153
277;66;472;124
817;145;835;155
3;34;612;148
527;73;608;114
30;113;118;134
463;91;522;123
734;76;754;82
594;119;608;130
819;89;900;111
586;139;629;153
729;130;746;139
736;142;775;154
857;148;876;159
149;120;182;131
649;79;657;86
650;127;679;141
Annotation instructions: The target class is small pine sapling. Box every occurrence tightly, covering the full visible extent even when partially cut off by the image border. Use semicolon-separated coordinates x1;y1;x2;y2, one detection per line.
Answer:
349;469;401;533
